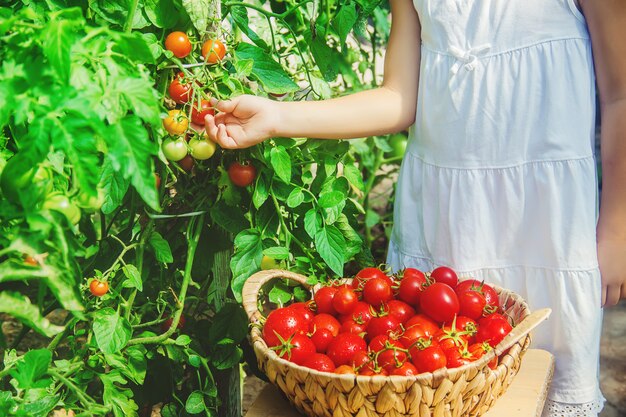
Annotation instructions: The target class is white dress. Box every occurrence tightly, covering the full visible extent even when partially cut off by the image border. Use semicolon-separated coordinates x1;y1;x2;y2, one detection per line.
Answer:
387;0;605;416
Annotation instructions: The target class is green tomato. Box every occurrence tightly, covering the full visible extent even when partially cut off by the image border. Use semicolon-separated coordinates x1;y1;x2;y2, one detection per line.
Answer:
388;133;408;159
162;138;188;162
189;138;217;160
1;158;52;203
261;255;280;270
77;188;105;212
43;193;81;225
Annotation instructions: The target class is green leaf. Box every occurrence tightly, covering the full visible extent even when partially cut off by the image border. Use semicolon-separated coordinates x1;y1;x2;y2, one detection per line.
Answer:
16;392;59;417
230;6;268;49
304;209;322;239
100;160;130;214
309;33;340;82
318;190;345;209
315;225;346;276
8;349;52;390
182;0;211;33
43;9;83;83
270;146;291;183
268;282;292;305
101;371;139;417
149;232;174;264
252;175;269;209
286;188;305;208
333;2;358;44
208;303;248;345
210;201;248;235
0;292;64;337
103;346;147;385
335;214;363;259
343;163;365;191
230;230;263;302
211;338;243;370
262;247;290;260
175;335;192;346
117;77;162;125
92;308;132;354
185;391;206;414
144;0;178;28
122;264;143;291
235;43;298;94
0;392;16;416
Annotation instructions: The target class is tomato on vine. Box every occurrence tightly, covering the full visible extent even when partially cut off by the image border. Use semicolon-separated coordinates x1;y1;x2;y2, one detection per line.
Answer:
43;193;81;225
162;138;188;162
168;72;193;104
177;154;194;172
388;132;408;159
201;39;226;64
189;138;216;160
163;109;189;136
161;315;186;332
89;279;109;297
228;161;256;187
191;99;215;125
23;255;38;266
164;31;192;58
260;255;280;270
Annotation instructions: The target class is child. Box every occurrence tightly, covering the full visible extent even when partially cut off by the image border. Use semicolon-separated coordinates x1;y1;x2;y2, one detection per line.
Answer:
204;1;626;415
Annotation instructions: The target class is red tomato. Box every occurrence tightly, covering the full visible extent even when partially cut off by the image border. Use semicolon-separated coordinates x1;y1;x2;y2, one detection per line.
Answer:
377;347;409;373
435;317;471;352
368;335;404;353
161;315;185;332
274;333;316;365
405;314;440;337
351;350;372;369
430;266;459;289
362;277;393;307
351;267;391;290
391;362;419;376
262;307;308;347
386;300;416;325
456;279;500;312
397;268;428;308
89;279;109;297
309;327;334;353
476;314;513;348
309;313;341;337
190;99;215;125
457;290;487;320
468;342;498;369
301;353;336;372
399;324;430;348
445;345;475;369
332;286;358;315
313;286;338;315
339;301;373;326
366;314;401;342
420;283;460;323
288;302;314;324
168;72;193;104
23;255;38;266
326;333;367;367
228;161;257;187
165;31;192;58
340;320;367;335
409;339;447;373
334;365;356;374
201;39;226;64
177;154;194;173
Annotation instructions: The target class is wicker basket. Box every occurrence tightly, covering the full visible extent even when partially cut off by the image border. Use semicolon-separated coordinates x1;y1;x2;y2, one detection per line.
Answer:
242;269;551;417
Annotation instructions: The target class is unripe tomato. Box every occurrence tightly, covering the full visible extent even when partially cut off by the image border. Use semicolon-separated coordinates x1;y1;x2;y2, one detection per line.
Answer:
163;109;189;136
388;133;408;159
162;138;188;162
201;39;226;64
89;279;109;297
1;159;52;203
228;161;256;187
164;31;192;58
43;193;81;225
260;255;280;270
76;188;105;212
189;138;216;160
190;99;215;125
168;72;193;104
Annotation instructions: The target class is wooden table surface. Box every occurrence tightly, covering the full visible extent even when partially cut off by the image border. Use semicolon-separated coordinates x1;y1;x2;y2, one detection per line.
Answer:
245;349;555;417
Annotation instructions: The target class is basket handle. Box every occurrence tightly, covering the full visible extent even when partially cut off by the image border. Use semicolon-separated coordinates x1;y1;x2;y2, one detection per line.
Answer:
494;307;552;356
241;269;313;324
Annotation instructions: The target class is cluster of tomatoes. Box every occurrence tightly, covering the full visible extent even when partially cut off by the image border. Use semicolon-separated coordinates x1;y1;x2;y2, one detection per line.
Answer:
261;266;513;376
160;32;256;187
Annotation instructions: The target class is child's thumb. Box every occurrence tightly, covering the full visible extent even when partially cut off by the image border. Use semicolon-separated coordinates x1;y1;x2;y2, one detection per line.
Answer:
210;97;236;113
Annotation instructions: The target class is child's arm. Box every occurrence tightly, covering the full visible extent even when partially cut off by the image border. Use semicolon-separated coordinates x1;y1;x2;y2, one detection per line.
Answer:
581;0;626;307
203;0;421;149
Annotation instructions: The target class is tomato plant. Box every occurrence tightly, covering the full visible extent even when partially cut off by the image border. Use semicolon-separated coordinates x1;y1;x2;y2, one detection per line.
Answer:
201;39;226;64
227;161;257;187
163;109;189;135
89;279;109;297
190;99;215;125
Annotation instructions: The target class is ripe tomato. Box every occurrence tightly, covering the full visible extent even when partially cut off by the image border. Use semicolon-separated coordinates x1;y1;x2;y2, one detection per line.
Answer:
430;266;459;288
377;346;409;373
89;279;109;297
397;267;428;308
339;301;373;326
287;302;314;324
457;290;487;320
228;161;257;187
165;31;192;58
162;138;188;162
201;39;226;64
326;333;367;367
190;99;215;125
332;286;358;315
386;300;415;325
391;361;419;376
405;314;440;337
168;73;194;104
23;255;38;266
309;313;341;337
43;193;81;225
301;353;336;372
163;109;189;136
399;324;429;348
351;267;390;290
334;365;356;374
445;345;475;369
262;307;308;347
189;138;216;160
420;282;460;323
274;333;316;365
161;315;186;332
456;279;500;311
362;277;393;307
410;339;447;373
476;314;513;348
366;314;401;342
177;154;194;173
309;327;334;353
340;320;367;335
468;342;498;369
313;286;338;315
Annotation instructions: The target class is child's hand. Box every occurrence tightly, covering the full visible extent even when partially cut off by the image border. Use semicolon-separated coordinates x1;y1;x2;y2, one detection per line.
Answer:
597;238;626;307
203;95;280;149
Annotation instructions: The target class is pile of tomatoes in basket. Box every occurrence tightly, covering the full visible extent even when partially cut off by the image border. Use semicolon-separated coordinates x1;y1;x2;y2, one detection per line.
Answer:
261;266;514;375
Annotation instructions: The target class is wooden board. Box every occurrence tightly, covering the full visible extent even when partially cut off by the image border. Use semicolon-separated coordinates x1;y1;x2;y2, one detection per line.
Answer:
244;349;555;417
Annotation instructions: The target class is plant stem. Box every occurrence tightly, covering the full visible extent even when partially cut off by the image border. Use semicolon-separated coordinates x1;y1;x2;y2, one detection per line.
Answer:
123;0;140;33
48;368;96;406
47;317;79;351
